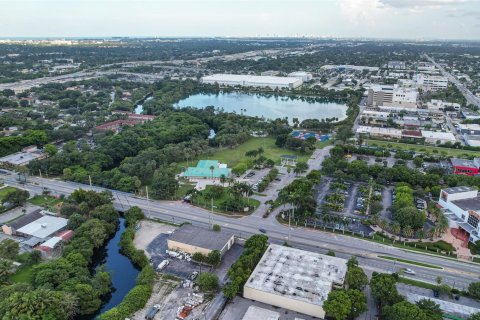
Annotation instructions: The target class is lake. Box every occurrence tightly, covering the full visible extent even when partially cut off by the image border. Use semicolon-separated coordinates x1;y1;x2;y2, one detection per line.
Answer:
176;92;347;123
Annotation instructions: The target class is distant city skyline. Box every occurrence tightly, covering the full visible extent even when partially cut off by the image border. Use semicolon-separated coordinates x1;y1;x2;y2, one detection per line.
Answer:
1;0;479;40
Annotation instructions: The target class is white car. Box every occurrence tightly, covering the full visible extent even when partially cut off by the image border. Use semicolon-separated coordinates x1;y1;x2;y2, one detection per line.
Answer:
404;268;416;275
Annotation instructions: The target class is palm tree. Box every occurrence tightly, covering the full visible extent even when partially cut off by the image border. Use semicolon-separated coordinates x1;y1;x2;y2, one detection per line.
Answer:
403;225;413;239
379;219;389;230
391;222;401;239
220;174;226;187
209;165;215;180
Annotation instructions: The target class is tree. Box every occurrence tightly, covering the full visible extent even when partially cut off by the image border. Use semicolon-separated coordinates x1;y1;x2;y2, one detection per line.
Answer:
381;301;427;320
196;272;219;292
212;224;221;232
327;250;336;257
413;157;424;168
0;260;14;284
416;299;442;320
468;313;480;320
207;250;221;266
468;282;480;300
294;161;309;175
73;283;102;315
437;283;451;297
0;239;19;260
44;144;58;157
346;266;368;290
347;289;368;319
370;273;400;307
347;257;359;268
2;190;29;207
323;290;351;320
124;206;145;226
67;213;86;230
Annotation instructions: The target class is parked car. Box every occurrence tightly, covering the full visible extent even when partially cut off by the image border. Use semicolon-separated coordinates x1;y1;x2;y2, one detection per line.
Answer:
145;304;161;320
433;289;439;297
189;271;199;281
404;268;416;275
258;228;267;233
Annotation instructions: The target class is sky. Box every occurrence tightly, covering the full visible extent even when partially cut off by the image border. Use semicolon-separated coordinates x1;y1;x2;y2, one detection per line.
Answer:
1;0;479;40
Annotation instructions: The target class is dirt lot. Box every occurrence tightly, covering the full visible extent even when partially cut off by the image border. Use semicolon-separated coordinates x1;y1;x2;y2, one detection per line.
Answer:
133;220;177;258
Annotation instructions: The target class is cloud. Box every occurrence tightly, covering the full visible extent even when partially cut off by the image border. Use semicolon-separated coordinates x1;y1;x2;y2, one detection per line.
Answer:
379;0;469;8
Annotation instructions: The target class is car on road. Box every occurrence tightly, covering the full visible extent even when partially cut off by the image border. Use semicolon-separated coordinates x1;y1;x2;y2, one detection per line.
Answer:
258;228;267;233
433;289;439;297
189;271;199;281
404;268;416;275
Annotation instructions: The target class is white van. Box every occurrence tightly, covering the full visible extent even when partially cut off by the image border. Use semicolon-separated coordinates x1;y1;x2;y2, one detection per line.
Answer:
157;259;169;272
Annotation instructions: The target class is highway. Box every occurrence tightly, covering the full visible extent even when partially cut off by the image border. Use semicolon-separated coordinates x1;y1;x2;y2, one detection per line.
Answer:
3;173;480;290
425;54;480;108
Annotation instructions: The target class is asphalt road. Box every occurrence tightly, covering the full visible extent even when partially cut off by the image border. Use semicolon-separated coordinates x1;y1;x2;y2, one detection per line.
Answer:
3;173;480;290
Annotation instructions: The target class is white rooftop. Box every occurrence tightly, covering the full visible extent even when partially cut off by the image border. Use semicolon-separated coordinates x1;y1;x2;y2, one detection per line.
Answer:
242;306;279;320
421;130;456;141
40;236;62;249
17;215;68;239
202;74;301;85
245;244;347;307
406;293;480;318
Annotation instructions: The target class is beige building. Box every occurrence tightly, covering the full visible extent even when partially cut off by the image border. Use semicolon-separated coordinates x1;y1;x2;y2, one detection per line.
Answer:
167;224;234;256
243;244;347;319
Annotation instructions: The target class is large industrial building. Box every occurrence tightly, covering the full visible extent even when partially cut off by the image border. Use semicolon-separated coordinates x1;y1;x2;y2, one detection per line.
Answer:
167;224;235;256
201;74;303;89
438;186;480;243
243;244;347;319
287;71;313;82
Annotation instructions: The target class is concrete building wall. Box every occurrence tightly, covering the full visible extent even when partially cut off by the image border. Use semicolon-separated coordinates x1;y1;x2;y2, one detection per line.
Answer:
1;225;13;236
243;286;325;319
167;239;212;256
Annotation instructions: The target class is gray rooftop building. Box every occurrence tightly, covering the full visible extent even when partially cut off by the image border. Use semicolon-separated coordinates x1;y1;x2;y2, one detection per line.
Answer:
167;224;235;256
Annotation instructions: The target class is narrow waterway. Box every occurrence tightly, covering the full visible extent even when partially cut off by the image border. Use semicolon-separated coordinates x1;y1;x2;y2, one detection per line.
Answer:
134;96;153;114
88;217;140;319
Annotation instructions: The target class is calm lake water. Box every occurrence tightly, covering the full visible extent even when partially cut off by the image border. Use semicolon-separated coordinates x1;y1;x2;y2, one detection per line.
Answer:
88;218;139;319
176;92;347;122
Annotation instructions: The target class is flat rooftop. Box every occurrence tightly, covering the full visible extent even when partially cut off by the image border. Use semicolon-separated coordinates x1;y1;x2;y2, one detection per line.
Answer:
242;306;279;320
443;186;476;194
17;215;68;239
452;197;480;212
168;224;234;251
451;158;477;168
245;244;347;307
202;74;301;85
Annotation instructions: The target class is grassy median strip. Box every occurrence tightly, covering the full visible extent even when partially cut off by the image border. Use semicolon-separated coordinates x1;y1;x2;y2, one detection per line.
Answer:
397;277;438;290
378;255;443;269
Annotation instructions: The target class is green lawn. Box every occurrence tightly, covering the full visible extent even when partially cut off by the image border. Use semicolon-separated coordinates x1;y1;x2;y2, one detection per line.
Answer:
397;276;438;290
378;255;443;269
365;140;479;158
181;137;315;170
28;195;63;211
193;185;260;216
0;186;17;201
10;265;34;283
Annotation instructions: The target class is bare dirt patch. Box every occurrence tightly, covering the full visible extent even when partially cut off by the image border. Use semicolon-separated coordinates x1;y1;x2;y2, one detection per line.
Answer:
133;220;176;257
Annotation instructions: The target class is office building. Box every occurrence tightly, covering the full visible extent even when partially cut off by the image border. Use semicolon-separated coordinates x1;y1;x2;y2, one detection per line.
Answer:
201;74;302;89
367;85;417;108
416;74;448;91
243;244;347;319
438;186;480;243
388;61;406;69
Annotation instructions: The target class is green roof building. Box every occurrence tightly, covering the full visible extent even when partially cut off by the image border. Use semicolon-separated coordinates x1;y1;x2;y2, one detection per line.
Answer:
183;160;230;179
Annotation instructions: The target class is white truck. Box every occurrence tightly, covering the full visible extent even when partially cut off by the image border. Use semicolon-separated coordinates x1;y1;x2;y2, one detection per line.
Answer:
156;259;169;272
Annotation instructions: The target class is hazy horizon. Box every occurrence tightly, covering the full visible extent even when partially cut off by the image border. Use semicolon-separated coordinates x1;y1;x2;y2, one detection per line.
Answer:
1;0;480;40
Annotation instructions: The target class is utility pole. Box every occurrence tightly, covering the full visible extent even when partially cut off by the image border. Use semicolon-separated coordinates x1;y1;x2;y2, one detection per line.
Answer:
210;198;213;229
89;175;92;187
145;186;151;218
38;169;42;178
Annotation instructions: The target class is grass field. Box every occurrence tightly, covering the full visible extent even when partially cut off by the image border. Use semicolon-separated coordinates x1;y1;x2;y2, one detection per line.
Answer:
365;139;479;158
29;195;63;210
181;137;316;169
10;265;34;283
0;186;17;201
378;255;443;269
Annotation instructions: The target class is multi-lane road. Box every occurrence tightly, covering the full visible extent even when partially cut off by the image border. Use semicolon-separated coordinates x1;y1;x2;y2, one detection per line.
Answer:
425;54;480;108
2;173;480;290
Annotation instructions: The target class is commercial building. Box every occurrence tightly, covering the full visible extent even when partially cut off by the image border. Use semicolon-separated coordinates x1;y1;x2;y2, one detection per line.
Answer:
183;160;230;180
2;210;43;236
438;186;480;243
321;65;379;72
450;158;480;176
388;61;406;69
167;224;235;256
458;124;480;136
417;62;437;72
464;135;480;147
416;74;448;91
287;71;313;82
427;99;461;111
462;111;480;120
367;85;417;108
421;130;456;144
16;215;68;240
261;71;280;77
243;244;347;319
356;126;402;139
201;74;302;89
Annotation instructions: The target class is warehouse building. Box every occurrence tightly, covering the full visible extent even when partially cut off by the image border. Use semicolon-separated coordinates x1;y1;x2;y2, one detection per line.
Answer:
167;224;235;256
421;130;456;144
288;71;313;82
2;210;43;236
16;215;68;240
201;74;302;89
243;244;347;319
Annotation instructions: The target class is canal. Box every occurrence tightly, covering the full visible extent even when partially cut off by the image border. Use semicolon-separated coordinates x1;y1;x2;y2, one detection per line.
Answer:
88;217;139;319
